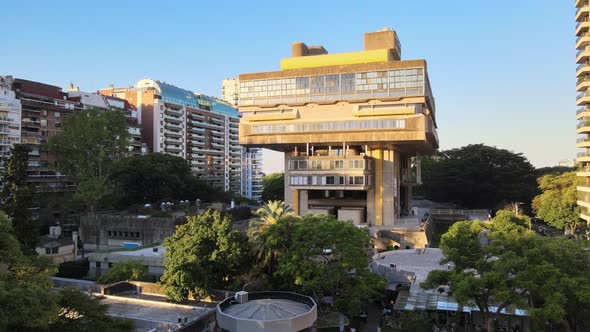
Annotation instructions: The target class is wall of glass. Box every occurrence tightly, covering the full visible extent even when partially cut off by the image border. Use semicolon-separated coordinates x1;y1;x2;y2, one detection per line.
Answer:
252;119;405;134
240;68;427;106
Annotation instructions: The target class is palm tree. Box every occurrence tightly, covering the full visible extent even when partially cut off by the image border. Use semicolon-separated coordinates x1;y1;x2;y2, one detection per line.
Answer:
255;200;294;226
248;200;296;274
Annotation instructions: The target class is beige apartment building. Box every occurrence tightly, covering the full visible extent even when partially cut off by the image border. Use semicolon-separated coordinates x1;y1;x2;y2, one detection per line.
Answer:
576;0;590;223
238;28;438;226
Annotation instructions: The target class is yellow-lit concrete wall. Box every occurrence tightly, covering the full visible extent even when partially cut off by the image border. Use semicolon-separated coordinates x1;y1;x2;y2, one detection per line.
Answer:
280;49;392;70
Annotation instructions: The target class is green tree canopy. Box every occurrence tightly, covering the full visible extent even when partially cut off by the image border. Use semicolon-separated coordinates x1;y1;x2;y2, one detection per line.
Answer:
109;153;229;208
0;213;133;331
261;173;284;202
422;211;590;331
97;260;148;284
532;171;580;234
420;144;537;209
161;210;249;302
47;108;129;214
251;214;385;317
0;144;37;253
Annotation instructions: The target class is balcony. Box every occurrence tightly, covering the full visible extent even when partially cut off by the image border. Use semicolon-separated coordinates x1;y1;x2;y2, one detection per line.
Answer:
189;113;205;120
164;115;183;124
577;46;590;64
164;123;182;131
191;127;205;133
164;146;183;153
577;151;590;163
577;136;590;148
577;5;589;22
164;108;183;117
577;33;590;50
578;18;590;36
164;138;182;145
0;116;14;124
578;75;590;92
577;91;590;106
578;63;590;77
164;130;183;138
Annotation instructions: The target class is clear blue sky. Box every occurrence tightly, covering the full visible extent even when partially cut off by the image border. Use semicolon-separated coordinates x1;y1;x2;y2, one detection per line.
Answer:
2;0;576;173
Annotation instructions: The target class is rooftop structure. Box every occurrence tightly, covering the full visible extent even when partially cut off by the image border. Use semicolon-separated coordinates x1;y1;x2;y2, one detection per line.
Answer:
216;291;317;332
237;29;438;226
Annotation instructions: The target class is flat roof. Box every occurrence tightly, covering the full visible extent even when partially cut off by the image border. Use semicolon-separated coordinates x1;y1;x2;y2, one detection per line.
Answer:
102;295;210;325
373;248;450;291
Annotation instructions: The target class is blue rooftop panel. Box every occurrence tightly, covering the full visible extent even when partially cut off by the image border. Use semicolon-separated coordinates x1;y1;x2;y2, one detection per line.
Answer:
158;81;198;108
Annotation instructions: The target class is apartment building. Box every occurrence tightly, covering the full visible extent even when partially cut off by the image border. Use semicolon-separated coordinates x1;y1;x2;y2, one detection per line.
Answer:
221;77;264;201
101;79;242;193
576;0;590;223
67;85;144;155
221;78;239;107
11;78;79;193
237;28;438;226
0;76;22;163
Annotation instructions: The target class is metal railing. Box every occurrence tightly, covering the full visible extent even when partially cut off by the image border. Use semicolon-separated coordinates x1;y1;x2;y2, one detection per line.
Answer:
428;209;489;216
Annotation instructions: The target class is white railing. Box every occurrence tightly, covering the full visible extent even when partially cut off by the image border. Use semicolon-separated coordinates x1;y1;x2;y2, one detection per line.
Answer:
428;209;489;216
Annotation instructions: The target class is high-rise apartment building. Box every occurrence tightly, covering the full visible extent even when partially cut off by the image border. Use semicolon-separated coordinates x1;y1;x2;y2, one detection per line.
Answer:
12;78;79;193
0;76;22;162
101;79;242;192
576;0;590;223
221;77;264;201
237;28;438;226
222;78;239;107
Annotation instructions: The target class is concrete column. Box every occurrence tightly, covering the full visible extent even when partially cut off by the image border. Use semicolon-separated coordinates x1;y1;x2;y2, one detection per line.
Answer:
284;158;292;206
291;189;300;216
373;148;383;226
299;190;309;215
382;149;395;226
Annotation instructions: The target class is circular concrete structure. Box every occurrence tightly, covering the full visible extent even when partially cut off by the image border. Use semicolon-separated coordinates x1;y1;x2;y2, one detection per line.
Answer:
216;291;317;332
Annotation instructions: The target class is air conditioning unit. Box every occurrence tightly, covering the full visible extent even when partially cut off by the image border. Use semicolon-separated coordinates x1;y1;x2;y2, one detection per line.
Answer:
235;291;248;304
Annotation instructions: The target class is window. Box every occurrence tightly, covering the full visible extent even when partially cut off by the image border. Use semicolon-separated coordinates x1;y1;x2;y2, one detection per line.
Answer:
108;263;113;268
325;176;335;185
334;160;344;169
96;262;101;268
40;119;47;126
45;247;58;255
42;110;47;116
108;231;112;237
55;112;61;118
136;232;140;238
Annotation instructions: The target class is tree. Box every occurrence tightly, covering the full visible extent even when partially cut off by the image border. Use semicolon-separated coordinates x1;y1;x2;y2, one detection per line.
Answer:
0;212;58;331
0;144;37;253
261;173;284;201
160;210;249;302
251;214;385;317
97;260;148;284
248;201;295;274
0;213;133;331
49;287;134;332
109;153;229;208
48;108;129;214
421;212;590;331
420;144;537;209
532;171;580;234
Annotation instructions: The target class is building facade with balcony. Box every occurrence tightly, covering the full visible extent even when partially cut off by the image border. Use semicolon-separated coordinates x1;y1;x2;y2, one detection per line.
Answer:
0;76;22;164
221;78;264;201
101;80;242;194
11;78;79;194
576;0;590;222
237;29;438;226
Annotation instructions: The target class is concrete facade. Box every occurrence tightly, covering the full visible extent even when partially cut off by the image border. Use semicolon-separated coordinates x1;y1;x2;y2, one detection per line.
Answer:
79;214;183;250
0;76;21;166
237;28;438;227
